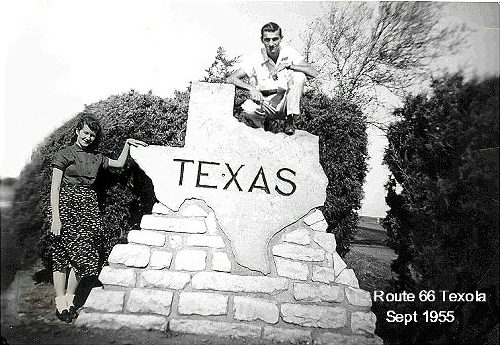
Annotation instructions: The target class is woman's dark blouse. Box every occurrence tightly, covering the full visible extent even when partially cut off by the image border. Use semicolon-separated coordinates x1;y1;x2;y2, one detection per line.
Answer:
52;144;109;187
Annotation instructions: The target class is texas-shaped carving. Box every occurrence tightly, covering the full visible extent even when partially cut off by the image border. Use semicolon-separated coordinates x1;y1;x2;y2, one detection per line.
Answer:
131;82;328;274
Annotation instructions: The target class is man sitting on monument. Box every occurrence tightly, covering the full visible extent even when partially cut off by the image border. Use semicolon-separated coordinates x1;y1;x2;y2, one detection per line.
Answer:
227;22;319;135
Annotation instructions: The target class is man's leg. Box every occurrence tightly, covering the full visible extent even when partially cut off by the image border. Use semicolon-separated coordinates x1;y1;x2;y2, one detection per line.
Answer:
241;100;265;128
284;72;307;135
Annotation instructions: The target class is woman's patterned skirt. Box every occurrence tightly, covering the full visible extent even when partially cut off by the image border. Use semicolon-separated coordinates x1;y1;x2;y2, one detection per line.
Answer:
52;184;104;278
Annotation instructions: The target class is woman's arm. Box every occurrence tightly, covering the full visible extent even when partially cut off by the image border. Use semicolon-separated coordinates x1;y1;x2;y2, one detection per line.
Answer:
50;168;64;235
108;139;148;168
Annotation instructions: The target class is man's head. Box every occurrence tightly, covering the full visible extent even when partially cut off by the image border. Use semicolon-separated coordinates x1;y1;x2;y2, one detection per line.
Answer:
261;22;282;57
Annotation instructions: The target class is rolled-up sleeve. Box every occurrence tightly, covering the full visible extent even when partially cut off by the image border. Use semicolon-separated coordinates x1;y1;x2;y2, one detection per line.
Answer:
289;47;304;65
239;56;255;79
52;148;71;171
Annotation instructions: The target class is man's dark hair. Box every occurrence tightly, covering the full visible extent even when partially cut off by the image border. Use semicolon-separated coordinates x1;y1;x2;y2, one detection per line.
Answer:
261;22;282;38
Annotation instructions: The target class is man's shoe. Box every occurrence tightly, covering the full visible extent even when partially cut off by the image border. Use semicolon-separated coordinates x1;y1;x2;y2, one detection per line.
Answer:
284;114;296;135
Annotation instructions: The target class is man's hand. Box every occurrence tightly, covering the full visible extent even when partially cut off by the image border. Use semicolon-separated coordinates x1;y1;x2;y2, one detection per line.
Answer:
276;61;292;72
249;88;264;103
270;61;291;80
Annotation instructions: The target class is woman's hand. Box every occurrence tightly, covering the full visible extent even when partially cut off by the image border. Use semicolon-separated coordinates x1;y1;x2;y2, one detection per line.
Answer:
126;139;148;147
51;218;62;236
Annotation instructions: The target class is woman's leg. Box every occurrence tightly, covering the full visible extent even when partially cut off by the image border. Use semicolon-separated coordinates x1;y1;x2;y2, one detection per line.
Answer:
65;267;80;308
53;268;70;319
53;269;67;298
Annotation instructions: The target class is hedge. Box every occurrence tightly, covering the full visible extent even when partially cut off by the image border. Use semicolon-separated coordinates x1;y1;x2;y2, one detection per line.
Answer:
7;85;367;269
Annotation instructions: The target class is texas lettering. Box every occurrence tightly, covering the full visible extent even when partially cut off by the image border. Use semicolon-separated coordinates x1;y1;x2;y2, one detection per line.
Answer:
173;158;297;196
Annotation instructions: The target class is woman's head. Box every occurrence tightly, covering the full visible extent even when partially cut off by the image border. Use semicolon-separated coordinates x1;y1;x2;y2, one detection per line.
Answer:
73;114;102;150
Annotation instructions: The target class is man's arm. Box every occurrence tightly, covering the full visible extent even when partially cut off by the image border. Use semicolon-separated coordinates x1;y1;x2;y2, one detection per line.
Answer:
288;62;319;78
226;68;263;102
276;61;319;79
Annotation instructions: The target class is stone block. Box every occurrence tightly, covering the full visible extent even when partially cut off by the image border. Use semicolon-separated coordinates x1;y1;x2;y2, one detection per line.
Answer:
272;243;325;262
283;228;311;245
312;265;336;284
192;272;288;294
336;268;359;288
186;234;225;248
211;252;231;272
128;230;166;247
325;253;334;267
126;288;173;315
205;211;219;235
169;319;261;338
76;311;167;331
275;257;308;280
293;283;344;303
312;231;336;254
310;219;328;232
314;332;383;345
181;204;209;217
233;296;279;324
138;270;190;289
332;252;347;275
346;287;372;307
174;249;207;271
169;234;183;249
351;311;377;336
98;266;136;287
281;303;347;328
178;292;228;316
263;326;311;343
141;215;207;233
84;288;124;312
152;203;173;215
108;244;151;268
303;209;324;225
149;250;173;269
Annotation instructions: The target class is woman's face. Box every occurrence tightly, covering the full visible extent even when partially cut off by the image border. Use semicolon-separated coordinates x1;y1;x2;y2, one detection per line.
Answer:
75;123;97;149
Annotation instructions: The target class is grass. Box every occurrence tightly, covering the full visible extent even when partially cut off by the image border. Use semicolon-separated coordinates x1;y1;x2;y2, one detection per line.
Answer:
344;245;396;292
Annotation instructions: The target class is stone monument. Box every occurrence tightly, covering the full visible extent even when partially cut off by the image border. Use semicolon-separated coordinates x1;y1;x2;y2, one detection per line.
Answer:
76;82;382;344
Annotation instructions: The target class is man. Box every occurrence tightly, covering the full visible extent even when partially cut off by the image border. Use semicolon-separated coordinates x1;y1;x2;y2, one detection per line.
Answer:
227;22;319;135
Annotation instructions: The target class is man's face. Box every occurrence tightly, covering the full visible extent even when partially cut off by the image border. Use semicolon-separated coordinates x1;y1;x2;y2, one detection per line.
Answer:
261;30;282;56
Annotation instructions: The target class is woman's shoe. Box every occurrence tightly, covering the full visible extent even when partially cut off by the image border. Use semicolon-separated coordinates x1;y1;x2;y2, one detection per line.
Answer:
55;295;71;323
68;305;79;320
55;309;72;323
65;293;78;321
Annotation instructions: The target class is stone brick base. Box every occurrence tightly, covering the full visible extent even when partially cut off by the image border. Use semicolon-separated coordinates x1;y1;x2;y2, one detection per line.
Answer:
75;200;382;345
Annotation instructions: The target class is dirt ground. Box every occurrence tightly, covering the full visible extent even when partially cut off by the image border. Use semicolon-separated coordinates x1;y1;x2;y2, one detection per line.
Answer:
1;263;291;345
1;220;393;345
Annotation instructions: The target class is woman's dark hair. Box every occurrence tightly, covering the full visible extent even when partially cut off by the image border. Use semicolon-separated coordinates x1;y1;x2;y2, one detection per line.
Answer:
261;22;282;38
71;113;102;150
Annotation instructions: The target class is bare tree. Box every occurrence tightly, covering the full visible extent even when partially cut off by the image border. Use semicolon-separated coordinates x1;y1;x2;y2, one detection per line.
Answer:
308;2;468;113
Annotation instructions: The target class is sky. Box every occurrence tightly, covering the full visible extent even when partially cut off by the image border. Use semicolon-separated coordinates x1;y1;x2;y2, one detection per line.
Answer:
1;1;499;217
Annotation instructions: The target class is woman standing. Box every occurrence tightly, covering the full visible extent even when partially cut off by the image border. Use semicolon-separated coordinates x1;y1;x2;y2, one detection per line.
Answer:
50;114;147;322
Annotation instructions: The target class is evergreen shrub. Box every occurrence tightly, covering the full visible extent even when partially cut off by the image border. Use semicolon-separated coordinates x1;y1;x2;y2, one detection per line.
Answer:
8;89;189;267
9;85;366;269
381;74;499;344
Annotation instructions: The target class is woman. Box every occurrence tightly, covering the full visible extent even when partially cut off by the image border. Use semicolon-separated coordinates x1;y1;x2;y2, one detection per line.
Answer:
50;114;147;322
